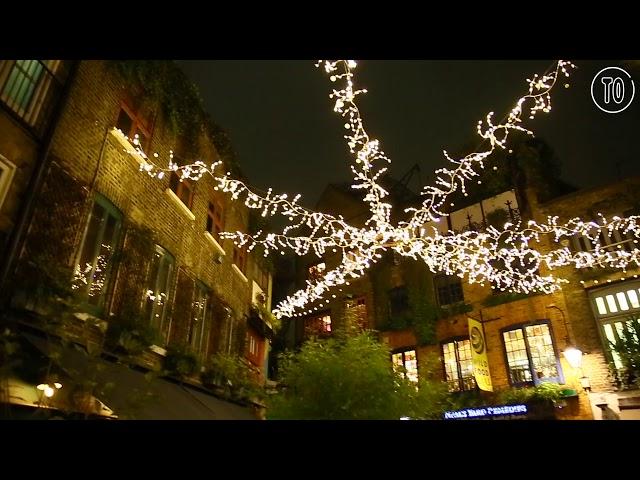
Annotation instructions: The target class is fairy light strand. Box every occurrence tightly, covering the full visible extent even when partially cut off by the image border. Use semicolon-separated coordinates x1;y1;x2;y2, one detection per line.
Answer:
125;60;640;319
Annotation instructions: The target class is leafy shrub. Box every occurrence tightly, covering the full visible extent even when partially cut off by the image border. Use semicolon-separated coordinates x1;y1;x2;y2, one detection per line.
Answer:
163;344;199;379
608;316;640;389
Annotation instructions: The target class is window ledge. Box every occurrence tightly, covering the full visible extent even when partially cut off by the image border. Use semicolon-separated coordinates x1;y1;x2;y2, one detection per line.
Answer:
149;344;167;357
204;231;226;256
232;264;248;283
110;127;146;166
165;188;195;221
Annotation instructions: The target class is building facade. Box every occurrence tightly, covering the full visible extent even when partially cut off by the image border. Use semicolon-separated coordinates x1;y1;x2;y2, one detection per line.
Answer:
0;60;273;419
281;169;640;420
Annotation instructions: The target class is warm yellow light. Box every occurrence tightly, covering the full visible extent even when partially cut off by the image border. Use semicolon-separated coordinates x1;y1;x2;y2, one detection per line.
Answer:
563;346;583;369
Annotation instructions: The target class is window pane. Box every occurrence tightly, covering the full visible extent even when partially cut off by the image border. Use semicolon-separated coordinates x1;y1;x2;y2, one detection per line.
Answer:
191;282;210;356
145;246;175;339
456;340;476;391
606;295;618;313
503;329;532;384
403;350;418;383
617;292;630;311
627;290;639;309
525;324;559;380
595;297;608;315
442;342;461;391
603;323;623;370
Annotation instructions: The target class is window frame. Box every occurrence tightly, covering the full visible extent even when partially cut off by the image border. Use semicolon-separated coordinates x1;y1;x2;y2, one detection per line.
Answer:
500;320;564;387
434;274;464;306
206;198;225;239
233;246;248;274
145;244;175;342
441;336;477;393
114;101;153;152
73;194;123;314
391;347;419;383
246;326;262;366
304;310;332;338
189;280;211;358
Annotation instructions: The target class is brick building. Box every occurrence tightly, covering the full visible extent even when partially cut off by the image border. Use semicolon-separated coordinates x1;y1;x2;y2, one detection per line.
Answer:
0;60;273;419
280;162;640;420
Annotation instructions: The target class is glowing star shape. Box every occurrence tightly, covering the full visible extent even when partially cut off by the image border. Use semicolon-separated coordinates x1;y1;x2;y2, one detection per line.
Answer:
131;60;640;319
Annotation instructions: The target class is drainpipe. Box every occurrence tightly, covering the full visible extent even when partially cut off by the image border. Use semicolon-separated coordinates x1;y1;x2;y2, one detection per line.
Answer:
0;61;80;308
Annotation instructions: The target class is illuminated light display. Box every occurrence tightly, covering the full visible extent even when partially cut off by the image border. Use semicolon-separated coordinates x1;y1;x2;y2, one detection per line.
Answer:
121;60;640;319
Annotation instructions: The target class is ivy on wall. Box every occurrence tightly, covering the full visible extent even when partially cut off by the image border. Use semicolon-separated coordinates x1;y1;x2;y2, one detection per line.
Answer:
108;61;243;177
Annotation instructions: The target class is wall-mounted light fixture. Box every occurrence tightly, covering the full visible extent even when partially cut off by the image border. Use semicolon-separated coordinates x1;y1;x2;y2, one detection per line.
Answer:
546;304;589;390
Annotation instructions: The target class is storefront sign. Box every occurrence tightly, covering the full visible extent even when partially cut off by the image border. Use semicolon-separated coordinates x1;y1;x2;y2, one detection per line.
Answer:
443;404;528;420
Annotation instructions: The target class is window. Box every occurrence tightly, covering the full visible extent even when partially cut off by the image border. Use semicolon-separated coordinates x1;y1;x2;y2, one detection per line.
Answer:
72;195;122;311
0;60;70;136
434;274;464;306
589;281;640;371
345;295;367;329
115;102;153;151
144;245;175;340
169;165;195;210
0;154;17;210
442;338;476;392
392;349;418;383
189;280;211;358
206;199;224;238
233;246;247;273
502;322;563;386
246;328;262;366
305;312;332;337
389;286;409;316
308;261;326;281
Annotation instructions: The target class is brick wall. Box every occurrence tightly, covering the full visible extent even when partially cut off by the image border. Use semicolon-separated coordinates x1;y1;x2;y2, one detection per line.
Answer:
14;61;269;378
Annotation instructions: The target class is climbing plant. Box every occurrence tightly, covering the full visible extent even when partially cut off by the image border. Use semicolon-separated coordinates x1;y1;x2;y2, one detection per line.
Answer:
108;61;243;176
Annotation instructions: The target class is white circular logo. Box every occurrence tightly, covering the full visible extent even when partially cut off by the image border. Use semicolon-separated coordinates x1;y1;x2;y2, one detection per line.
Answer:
591;66;635;114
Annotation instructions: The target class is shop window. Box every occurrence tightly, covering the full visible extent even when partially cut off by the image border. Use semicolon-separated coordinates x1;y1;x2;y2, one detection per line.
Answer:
502;322;563;386
392;349;418;383
442;338;476;392
305;312;332;338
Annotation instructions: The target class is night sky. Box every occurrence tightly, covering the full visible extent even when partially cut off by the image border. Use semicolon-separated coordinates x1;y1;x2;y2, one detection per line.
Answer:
177;60;639;209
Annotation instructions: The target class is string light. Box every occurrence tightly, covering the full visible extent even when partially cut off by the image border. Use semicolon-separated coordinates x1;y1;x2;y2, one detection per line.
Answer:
125;60;640;319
